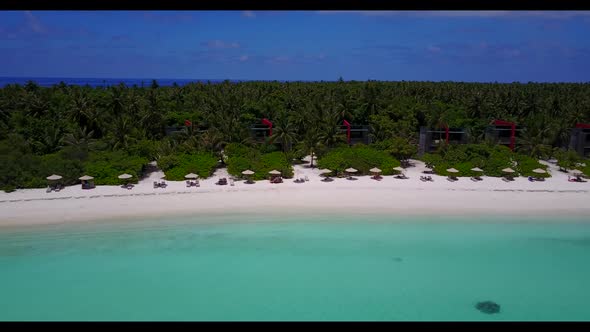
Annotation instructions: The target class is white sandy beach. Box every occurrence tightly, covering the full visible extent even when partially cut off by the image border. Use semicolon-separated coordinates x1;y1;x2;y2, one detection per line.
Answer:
1;159;589;228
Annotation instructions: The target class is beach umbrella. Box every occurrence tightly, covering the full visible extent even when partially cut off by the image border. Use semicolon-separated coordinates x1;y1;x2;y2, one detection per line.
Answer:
46;174;62;181
393;166;405;173
502;168;515;173
446;168;459;173
242;170;255;175
345;168;358;173
570;169;584;175
532;168;547;174
268;170;281;175
471;167;484;172
319;169;332;174
78;175;94;181
185;173;198;179
369;167;382;173
118;173;132;180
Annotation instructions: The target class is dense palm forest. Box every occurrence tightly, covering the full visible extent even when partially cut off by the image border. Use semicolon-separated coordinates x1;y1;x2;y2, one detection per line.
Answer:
1;79;590;191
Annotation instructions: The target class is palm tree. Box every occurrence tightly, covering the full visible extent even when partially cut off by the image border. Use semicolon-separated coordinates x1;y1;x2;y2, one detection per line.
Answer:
301;127;323;168
32;125;63;154
517;127;552;159
61;126;96;150
108;116;136;151
68;90;90;126
269;116;297;152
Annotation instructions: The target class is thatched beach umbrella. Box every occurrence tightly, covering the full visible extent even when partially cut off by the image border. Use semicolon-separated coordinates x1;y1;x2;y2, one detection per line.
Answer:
118;173;132;180
79;175;95;189
46;174;62;181
446;168;459;173
370;167;382;173
242;169;255;183
532;168;547;174
471;167;484;173
185;173;198;179
268;170;281;175
571;169;584;175
319;169;332;174
345;168;358;173
393;166;405;172
502;168;515;173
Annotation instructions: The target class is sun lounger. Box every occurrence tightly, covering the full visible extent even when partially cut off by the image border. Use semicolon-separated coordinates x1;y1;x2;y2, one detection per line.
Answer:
305;176;309;182
155;181;160;188
46;186;52;193
229;179;234;186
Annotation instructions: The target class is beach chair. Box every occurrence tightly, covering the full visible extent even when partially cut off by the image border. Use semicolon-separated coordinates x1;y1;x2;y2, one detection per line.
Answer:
305;176;309;182
186;180;191;187
229;179;234;186
154;181;160;188
46;186;52;193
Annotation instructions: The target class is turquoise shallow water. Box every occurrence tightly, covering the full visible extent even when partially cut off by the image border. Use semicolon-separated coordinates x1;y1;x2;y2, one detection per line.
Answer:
1;214;590;321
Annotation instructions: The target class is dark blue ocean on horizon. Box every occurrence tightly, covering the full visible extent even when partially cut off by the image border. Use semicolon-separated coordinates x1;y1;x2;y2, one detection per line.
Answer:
0;77;304;88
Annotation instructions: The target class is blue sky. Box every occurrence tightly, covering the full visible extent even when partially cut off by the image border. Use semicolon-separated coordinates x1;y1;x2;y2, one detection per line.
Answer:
1;10;589;82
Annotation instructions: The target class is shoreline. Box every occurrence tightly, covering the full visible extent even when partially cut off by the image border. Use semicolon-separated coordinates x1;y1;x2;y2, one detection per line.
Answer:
1;186;590;230
1;160;590;230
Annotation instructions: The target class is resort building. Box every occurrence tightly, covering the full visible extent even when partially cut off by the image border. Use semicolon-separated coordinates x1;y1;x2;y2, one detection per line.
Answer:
250;118;273;142
569;123;590;157
164;124;207;137
484;120;523;151
418;126;468;155
340;123;372;145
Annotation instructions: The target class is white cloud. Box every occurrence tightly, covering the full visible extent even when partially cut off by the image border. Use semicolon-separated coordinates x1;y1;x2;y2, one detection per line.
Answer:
203;40;241;49
242;11;256;18
427;45;441;53
316;10;590;20
23;11;46;34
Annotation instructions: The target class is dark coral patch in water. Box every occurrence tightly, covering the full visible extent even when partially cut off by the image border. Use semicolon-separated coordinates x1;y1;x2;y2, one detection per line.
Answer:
475;301;500;314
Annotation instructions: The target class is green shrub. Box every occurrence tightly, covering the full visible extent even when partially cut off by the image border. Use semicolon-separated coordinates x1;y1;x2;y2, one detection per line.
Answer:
317;144;401;176
161;153;219;180
84;151;148;185
582;160;590;177
0;141;85;191
225;143;294;180
515;155;550;178
421;144;522;177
